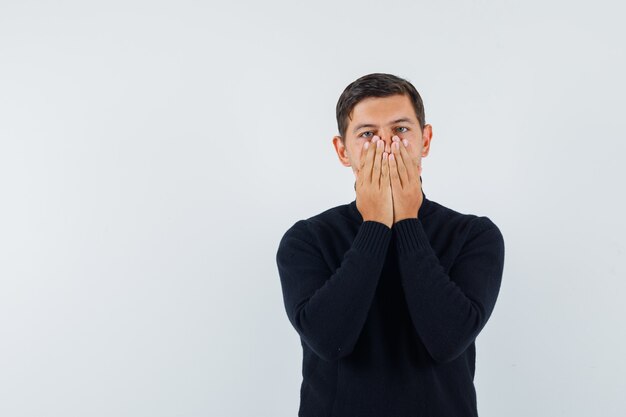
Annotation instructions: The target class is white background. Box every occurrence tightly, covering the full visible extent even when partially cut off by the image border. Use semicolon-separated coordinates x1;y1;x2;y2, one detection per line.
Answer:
1;1;625;416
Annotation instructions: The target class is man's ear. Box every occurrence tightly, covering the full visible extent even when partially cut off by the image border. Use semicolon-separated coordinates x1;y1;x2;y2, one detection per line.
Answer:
421;124;433;157
332;135;351;167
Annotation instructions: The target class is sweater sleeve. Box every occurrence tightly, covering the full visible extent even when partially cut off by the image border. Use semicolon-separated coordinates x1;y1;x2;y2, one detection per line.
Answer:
392;216;505;364
276;219;392;362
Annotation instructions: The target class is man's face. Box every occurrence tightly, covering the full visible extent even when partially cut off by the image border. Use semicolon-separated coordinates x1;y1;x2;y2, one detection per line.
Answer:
332;94;432;179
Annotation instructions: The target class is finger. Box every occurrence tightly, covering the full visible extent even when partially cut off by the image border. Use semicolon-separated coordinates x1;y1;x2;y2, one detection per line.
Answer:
364;136;379;183
398;138;417;183
388;151;400;189
392;137;408;187
381;151;390;189
357;138;369;174
356;141;367;186
372;137;384;187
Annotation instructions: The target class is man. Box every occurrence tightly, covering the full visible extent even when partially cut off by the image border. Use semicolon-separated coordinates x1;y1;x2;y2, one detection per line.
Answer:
275;73;505;417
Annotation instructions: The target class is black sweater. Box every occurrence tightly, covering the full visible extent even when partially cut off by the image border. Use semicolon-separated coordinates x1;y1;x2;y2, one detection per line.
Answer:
276;190;505;417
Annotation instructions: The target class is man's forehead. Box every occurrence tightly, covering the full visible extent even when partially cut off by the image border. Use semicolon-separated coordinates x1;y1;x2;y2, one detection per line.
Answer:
348;95;415;122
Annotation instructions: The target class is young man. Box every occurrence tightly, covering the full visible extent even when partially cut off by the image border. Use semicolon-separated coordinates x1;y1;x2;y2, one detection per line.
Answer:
275;73;505;417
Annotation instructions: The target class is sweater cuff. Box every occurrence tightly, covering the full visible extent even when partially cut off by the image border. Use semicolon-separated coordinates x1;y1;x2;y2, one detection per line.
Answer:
352;221;392;258
393;218;432;254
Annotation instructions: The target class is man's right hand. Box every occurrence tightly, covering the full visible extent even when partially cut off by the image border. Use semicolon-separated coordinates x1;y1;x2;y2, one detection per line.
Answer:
355;136;393;229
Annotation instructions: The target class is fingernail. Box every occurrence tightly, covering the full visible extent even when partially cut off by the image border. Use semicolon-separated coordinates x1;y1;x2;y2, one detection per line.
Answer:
364;142;369;149
377;139;382;148
392;135;399;142
402;139;409;147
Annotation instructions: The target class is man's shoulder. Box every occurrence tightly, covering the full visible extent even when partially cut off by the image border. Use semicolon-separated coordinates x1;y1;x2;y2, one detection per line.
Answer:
305;201;356;228
426;199;503;240
278;201;355;245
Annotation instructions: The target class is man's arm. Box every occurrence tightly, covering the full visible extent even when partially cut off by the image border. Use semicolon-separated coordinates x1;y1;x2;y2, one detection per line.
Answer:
393;216;505;363
276;219;391;362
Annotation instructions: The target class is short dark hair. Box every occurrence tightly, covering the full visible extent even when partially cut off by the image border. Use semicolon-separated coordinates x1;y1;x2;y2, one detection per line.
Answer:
335;73;426;143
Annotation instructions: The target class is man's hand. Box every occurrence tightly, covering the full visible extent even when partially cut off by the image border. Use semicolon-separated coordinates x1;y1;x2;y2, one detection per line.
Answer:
355;136;393;229
388;135;423;223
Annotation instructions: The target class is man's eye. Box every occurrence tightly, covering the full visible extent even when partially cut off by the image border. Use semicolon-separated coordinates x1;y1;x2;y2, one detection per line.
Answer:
396;127;409;133
360;131;373;138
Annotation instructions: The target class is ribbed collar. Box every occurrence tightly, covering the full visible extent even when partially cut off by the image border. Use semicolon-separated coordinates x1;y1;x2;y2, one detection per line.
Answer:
349;178;435;223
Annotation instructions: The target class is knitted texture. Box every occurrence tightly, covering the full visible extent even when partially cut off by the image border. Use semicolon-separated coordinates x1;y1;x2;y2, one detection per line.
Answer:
276;191;505;417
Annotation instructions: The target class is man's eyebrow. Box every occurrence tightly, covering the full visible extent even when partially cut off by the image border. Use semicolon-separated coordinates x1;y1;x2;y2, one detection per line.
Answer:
352;117;415;133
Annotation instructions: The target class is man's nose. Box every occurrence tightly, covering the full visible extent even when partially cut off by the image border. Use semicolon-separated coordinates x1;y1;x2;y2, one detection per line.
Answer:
377;133;395;153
